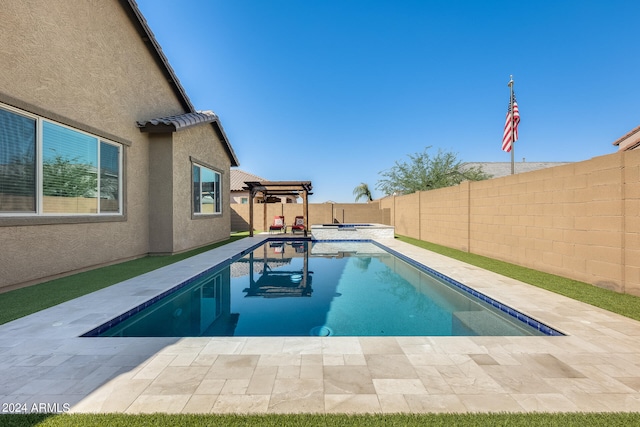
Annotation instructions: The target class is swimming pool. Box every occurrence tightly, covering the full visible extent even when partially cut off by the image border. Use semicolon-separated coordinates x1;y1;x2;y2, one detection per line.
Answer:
311;223;395;239
83;239;561;338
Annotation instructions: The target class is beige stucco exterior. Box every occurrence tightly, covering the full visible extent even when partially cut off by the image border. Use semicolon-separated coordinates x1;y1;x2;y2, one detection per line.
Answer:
0;0;236;290
172;125;232;252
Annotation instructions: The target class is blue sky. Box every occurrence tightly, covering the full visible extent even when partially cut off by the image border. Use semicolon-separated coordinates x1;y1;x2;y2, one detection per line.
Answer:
136;0;640;203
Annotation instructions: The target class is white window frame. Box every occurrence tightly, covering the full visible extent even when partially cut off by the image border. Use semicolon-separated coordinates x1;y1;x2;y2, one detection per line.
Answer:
0;102;123;217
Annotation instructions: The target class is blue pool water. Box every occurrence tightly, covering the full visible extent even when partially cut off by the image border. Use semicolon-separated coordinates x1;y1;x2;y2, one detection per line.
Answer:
84;240;561;337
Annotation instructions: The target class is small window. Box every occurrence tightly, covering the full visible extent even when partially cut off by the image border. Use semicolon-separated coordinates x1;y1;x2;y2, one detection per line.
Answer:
193;163;221;214
240;197;248;204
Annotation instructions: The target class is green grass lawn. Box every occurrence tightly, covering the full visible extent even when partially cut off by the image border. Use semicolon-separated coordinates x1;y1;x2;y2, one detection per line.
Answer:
0;413;638;427
0;233;248;325
1;233;639;424
396;235;640;322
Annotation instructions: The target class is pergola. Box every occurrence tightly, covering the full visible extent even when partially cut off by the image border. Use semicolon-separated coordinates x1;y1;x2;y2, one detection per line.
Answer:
243;181;313;237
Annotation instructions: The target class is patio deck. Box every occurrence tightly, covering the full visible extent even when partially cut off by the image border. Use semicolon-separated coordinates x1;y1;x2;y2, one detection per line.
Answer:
0;236;639;414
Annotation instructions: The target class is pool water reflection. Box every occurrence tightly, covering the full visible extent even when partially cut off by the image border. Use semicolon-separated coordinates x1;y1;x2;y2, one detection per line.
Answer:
88;240;553;337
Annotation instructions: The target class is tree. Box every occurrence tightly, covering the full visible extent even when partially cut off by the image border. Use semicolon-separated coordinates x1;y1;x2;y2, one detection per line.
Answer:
353;182;373;202
42;154;97;198
376;147;491;196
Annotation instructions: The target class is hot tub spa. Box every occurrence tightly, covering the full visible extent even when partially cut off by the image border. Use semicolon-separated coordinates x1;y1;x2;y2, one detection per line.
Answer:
310;223;395;240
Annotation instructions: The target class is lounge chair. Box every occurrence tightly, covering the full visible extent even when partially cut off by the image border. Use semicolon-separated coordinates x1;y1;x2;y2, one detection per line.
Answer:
269;216;286;234
291;216;305;234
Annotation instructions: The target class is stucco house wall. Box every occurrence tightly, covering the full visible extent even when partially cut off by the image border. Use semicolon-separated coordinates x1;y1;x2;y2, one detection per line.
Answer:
172;125;232;252
0;0;237;290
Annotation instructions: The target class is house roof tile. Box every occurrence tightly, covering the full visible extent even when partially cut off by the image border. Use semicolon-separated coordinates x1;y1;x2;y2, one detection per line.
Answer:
136;111;219;132
230;169;267;191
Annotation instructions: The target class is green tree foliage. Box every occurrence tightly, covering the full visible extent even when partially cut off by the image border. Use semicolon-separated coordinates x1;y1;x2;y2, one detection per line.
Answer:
353;182;373;202
42;155;97;197
376;147;491;196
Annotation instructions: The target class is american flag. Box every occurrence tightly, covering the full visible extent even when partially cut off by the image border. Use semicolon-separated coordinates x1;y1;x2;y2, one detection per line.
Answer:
502;92;520;152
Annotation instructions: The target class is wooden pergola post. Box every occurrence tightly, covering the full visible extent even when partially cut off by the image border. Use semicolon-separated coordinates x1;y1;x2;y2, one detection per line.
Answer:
243;181;313;237
263;196;267;233
248;188;255;237
303;189;309;237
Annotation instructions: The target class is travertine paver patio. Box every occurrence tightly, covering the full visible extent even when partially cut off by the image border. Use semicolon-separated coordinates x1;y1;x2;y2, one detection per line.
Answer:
1;236;639;414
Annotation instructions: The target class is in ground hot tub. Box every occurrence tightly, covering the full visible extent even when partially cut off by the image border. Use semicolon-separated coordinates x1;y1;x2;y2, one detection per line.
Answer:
310;223;395;240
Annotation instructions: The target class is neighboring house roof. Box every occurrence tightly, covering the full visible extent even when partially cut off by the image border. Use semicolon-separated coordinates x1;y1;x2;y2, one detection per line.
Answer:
230;169;268;192
462;161;571;178
612;125;640;151
121;0;239;166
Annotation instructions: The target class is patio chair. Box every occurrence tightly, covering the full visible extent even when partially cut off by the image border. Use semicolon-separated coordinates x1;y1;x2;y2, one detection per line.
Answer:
269;215;286;234
291;216;306;234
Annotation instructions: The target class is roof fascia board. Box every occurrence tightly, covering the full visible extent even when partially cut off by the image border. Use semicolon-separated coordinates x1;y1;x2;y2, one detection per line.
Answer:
121;0;239;166
120;0;194;112
139;123;177;133
612;125;640;150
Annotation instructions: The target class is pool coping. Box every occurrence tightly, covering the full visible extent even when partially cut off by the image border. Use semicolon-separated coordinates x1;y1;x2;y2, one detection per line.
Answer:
1;235;639;414
81;238;562;338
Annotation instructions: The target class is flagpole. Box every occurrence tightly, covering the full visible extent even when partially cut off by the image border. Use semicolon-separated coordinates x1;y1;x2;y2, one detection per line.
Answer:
508;75;514;175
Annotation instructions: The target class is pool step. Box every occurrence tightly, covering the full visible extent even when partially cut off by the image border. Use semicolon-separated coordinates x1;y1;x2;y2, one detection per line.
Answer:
452;310;528;336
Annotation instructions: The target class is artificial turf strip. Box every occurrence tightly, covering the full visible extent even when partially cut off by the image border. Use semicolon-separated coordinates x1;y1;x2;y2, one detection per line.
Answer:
0;234;247;325
1;413;639;426
396;235;640;322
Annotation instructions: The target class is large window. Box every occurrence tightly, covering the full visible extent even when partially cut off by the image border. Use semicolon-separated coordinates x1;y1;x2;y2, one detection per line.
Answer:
0;107;36;212
0;104;122;215
193;163;221;215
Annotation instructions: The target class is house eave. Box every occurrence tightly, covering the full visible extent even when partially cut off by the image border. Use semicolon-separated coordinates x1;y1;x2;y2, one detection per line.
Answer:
136;111;240;166
612;125;640;151
122;0;240;166
120;0;194;113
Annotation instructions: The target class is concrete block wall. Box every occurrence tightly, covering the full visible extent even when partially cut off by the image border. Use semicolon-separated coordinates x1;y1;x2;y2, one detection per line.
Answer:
624;150;640;295
466;154;625;292
393;193;420;239
379;197;395;228
333;202;385;224
421;181;470;252
384;151;637;296
230;202;383;232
